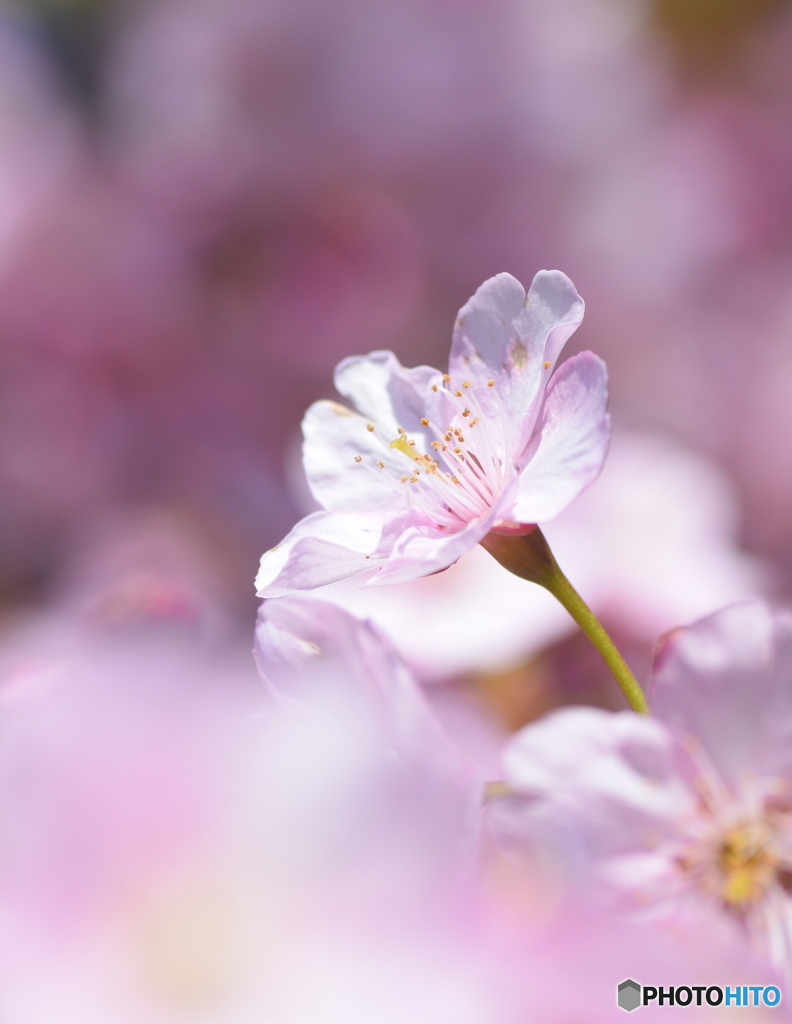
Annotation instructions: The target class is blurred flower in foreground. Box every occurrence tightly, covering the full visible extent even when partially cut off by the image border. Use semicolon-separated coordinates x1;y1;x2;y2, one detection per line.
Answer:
253;596;476;869
0;535;774;1019
312;431;765;682
491;600;792;973
257;270;609;595
0;571;498;1022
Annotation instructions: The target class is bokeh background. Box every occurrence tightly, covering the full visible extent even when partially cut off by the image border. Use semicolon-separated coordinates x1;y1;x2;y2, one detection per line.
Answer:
1;0;792;1019
2;0;791;609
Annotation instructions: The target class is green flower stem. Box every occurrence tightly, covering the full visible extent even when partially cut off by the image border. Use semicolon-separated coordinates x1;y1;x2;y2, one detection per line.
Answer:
480;527;649;714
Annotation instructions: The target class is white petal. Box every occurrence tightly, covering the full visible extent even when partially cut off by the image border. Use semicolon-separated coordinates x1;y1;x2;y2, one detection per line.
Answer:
334;350;439;438
449;270;584;457
303;399;410;513
368;513;493;586
511;351;610;524
255;510;385;597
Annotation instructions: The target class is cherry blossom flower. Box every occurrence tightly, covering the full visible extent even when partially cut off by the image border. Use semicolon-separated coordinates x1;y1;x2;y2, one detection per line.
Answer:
256;270;609;595
491;600;792;971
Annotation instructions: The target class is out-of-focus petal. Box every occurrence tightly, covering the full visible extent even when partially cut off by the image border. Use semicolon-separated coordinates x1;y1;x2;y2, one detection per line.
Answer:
511;351;610;523
495;707;690;859
543;431;767;640
652;600;792;787
255;597;464;767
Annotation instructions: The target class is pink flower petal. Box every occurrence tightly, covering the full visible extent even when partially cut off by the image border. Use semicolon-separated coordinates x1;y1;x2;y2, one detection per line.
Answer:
511;351;610;524
255;597;460;763
652;600;792;787
368;508;499;587
255;510;385;597
495;707;691;858
449;270;584;458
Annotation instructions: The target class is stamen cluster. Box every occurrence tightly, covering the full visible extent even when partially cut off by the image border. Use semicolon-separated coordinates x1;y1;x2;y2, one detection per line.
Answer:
351;375;507;530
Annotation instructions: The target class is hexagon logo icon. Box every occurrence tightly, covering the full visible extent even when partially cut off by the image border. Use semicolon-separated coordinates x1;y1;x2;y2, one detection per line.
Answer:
617;979;641;1012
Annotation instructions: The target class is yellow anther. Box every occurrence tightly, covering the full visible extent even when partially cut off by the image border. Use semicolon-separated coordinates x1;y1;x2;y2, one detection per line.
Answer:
463;380;471;388
367;423;375;432
389;436;423;462
462;409;470;417
397;426;406;435
454;446;462;453
376;460;385;469
432;384;438;392
410;476;418;483
354;455;362;463
487;379;495;387
470;418;479;426
457;435;465;443
443;374;451;382
544;361;551;369
451;476;460;484
401;475;409;482
420;417;429;426
454;390;463;397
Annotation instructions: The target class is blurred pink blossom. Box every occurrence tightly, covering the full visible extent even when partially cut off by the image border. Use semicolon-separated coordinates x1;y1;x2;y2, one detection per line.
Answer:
492;600;792;974
0;576;496;1021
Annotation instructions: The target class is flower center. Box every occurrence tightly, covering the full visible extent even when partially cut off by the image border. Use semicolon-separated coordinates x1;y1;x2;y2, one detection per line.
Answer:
678;818;787;910
717;823;779;906
353;375;508;528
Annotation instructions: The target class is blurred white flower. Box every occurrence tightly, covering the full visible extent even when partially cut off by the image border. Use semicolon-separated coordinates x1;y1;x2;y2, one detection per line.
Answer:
0;579;501;1023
